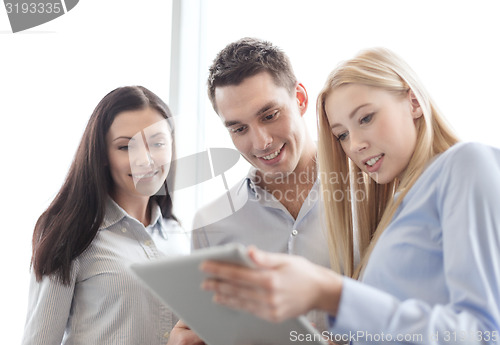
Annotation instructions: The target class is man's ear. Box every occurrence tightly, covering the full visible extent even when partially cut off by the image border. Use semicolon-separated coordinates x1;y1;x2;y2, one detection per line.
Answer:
296;82;308;116
408;89;423;119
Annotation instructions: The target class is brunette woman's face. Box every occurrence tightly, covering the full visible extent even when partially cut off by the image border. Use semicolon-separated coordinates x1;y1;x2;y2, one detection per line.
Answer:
325;84;422;184
106;107;172;201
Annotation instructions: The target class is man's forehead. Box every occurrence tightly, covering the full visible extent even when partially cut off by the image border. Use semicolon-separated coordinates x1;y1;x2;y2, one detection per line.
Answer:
215;77;292;123
218;98;282;126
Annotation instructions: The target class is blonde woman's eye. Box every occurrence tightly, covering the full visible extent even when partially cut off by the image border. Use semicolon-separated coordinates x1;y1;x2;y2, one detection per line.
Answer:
360;113;374;124
336;132;348;142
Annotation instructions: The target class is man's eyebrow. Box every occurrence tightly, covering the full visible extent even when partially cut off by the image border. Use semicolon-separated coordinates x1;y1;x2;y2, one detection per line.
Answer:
255;101;276;117
224;120;241;127
224;101;278;127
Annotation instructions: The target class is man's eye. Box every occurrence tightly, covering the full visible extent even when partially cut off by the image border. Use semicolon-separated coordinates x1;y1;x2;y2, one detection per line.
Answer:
264;111;278;121
231;126;247;134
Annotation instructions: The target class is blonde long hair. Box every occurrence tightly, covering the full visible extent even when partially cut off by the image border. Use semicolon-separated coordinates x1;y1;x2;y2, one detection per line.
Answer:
317;48;459;278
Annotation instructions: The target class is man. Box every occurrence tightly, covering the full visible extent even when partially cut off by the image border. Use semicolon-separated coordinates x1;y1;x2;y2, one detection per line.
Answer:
169;37;335;344
192;38;331;330
193;37;329;266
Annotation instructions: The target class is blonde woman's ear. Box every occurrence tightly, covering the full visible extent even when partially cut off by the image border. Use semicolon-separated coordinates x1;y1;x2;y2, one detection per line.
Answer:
408;90;423;119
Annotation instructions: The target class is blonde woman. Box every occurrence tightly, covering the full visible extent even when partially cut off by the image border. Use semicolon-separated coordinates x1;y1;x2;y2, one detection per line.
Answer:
201;48;500;344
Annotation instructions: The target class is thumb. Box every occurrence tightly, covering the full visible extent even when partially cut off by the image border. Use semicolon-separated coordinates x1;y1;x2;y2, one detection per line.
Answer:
247;246;290;269
174;319;190;329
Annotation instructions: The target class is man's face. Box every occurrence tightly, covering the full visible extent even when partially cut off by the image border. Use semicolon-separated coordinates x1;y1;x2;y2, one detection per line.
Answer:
214;72;311;179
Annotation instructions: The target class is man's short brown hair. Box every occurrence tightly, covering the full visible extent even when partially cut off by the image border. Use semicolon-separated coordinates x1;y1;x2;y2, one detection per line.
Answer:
207;37;297;113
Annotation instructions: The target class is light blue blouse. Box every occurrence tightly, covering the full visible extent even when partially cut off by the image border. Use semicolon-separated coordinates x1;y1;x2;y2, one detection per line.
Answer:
331;142;500;344
22;198;190;345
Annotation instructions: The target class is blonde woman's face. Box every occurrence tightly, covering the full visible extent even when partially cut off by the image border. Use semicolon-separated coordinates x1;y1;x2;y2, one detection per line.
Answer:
325;84;422;184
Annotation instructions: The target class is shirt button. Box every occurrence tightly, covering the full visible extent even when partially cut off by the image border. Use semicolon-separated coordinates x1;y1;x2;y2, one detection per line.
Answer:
292;229;298;236
249;181;256;192
163;331;170;338
121;228;127;233
144;240;152;246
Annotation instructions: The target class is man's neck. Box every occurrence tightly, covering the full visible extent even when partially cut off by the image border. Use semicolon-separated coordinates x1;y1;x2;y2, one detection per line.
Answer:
256;153;317;219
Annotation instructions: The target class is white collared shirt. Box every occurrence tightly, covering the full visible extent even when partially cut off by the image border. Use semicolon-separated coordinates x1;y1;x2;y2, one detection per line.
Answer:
192;168;331;332
22;197;189;345
192;167;330;268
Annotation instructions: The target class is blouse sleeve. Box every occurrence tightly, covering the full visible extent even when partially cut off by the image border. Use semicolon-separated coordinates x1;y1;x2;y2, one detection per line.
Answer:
22;260;79;345
331;143;500;344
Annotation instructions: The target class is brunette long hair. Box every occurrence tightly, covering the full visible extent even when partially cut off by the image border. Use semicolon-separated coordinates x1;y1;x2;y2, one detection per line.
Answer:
32;86;177;285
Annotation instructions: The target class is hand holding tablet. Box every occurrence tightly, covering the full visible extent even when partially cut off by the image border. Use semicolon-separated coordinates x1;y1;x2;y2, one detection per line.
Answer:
130;244;328;345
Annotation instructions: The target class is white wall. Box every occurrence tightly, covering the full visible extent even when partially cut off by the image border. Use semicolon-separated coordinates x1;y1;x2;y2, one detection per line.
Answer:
2;0;500;343
0;0;172;342
201;0;500;149
184;0;500;228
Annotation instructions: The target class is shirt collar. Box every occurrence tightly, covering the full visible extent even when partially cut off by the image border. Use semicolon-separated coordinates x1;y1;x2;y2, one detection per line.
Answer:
100;196;163;230
243;166;321;213
244;166;320;195
100;197;127;229
149;201;162;228
244;167;259;196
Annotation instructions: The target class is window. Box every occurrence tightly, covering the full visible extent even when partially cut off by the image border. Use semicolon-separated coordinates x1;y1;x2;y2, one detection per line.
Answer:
1;1;173;341
171;0;500;230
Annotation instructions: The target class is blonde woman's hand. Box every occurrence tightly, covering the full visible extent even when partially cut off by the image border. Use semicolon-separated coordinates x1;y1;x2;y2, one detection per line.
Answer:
201;246;343;323
166;320;205;345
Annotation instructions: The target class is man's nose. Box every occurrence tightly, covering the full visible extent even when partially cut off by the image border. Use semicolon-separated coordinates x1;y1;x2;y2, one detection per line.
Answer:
251;127;272;151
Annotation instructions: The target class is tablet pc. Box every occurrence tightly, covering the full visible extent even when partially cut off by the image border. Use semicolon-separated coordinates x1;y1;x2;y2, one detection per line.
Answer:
130;243;328;345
